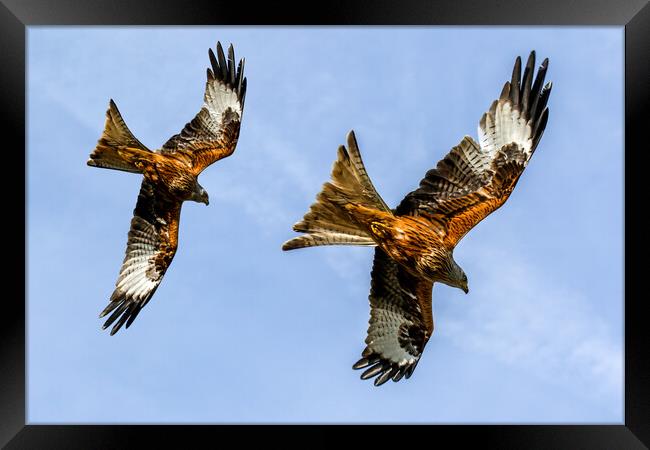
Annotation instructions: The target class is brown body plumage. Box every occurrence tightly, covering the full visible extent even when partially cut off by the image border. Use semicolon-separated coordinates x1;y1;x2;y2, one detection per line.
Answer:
87;42;247;335
283;51;552;385
344;204;457;284
111;148;207;202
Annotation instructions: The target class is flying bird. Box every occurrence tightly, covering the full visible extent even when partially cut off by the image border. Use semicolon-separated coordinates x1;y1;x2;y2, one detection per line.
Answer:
282;51;551;386
88;42;247;335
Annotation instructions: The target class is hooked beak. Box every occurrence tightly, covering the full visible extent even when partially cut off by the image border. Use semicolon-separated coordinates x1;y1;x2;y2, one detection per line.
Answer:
463;286;469;294
200;190;209;206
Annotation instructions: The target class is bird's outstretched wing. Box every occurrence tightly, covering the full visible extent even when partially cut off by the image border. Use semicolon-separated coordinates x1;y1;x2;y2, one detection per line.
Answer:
396;51;552;246
160;42;247;175
99;180;182;335
352;248;434;386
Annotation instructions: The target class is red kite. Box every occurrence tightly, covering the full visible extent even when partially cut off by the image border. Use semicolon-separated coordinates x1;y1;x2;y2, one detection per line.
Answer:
283;52;551;385
88;42;247;335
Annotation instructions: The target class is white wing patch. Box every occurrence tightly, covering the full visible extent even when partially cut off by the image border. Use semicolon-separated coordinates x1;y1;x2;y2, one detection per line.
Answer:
478;52;551;164
204;79;242;124
115;217;161;300
367;305;419;366
478;99;534;162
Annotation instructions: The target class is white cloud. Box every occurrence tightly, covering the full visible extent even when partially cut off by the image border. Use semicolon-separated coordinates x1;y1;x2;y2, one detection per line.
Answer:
440;243;622;400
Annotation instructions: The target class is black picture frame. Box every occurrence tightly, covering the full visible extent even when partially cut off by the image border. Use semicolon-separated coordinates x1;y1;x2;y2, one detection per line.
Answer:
3;0;647;447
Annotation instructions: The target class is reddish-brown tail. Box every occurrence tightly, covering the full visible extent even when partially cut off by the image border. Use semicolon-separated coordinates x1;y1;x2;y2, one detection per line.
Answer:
282;130;392;251
87;99;152;173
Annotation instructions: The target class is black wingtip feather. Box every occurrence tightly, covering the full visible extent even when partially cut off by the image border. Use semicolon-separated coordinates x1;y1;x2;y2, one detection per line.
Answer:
533;82;552;125
523;51;535;75
499;81;510;100
235;58;244;93
216;42;228;80
240;78;247;105
405;358;419;379
360;363;384;380
110;304;134;335
532;107;550;150
510;56;522;105
109;321;124;336
102;301;129;332
354;349;419;385
100;294;150;335
353;355;380;370
506;51;551;152
125;303;143;329
374;368;396;387
209;42;246;105
99;300;119;318
208;48;219;80
352;359;368;370
528;61;547;121
511;56;521;78
227;44;236;85
521;51;535;113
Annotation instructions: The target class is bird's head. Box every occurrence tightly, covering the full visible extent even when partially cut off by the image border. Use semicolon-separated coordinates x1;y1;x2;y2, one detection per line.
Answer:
457;270;469;294
191;184;210;206
419;248;469;294
439;253;469;294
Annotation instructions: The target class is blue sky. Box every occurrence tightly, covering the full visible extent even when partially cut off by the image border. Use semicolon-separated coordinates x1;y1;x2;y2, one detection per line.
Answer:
27;27;623;423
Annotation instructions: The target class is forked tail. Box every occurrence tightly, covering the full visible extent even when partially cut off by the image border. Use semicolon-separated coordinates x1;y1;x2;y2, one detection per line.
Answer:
87;99;153;173
282;131;392;251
